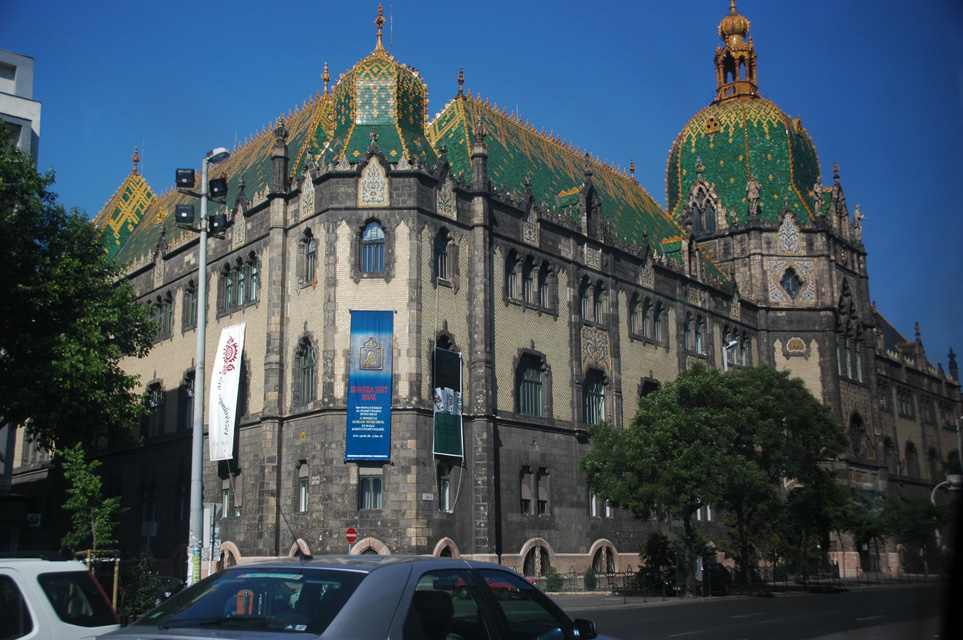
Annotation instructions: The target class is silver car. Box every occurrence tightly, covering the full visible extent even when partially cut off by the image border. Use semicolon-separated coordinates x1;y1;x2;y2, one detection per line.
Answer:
99;555;612;639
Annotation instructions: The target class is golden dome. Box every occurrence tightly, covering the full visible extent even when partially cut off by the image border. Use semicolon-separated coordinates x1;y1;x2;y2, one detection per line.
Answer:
718;1;750;46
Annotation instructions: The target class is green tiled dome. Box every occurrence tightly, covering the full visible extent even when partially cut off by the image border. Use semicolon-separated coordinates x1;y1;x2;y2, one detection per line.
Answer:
667;96;821;225
320;48;436;167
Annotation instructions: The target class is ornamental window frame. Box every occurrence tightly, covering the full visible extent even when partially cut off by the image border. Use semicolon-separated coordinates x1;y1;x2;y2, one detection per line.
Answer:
515;350;551;419
583;368;607;426
182;280;198;331
293;334;318;408
360;220;386;275
218;252;261;316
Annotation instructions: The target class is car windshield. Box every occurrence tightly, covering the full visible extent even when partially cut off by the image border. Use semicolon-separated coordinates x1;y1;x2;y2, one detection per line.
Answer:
132;567;366;635
36;570;118;628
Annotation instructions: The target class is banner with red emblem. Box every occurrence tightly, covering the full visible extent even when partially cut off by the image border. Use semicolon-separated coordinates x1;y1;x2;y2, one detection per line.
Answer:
209;323;246;461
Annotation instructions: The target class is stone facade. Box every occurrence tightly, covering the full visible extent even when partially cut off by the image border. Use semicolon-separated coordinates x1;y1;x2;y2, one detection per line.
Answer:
11;5;960;582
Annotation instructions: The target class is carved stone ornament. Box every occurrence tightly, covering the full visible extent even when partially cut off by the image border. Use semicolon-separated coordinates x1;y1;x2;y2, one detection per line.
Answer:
640;264;653;288
767;259;816;304
786;336;807;354
301;176;315;221
522;221;538;246
585;245;601;269
777;214;801;254
437;175;455;219
581;325;610;370
358;159;389;207
232;212;246;247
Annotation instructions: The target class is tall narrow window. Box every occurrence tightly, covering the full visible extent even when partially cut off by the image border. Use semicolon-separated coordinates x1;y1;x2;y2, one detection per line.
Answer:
538;264;551;309
185;281;197;329
522;257;535;304
437;461;452;512
296;338;317;405
520;467;533;515
144;384;164;438
178;372;194;433
654;303;664;342
695;318;705;354
579;280;591;321
629;295;642;335
905;442;920;477
359;468;383;510
361;221;385;273
297;465;309;513
853;339;862;382
516;355;544;417
685;316;695;352
236;263;247;306
535;468;549;515
845;336;853;379
642;298;653;338
223;267;234;310
583;370;606;426
435;230;450;281
306;237;317;284
249;256;260;301
593;286;604;324
505;253;519;300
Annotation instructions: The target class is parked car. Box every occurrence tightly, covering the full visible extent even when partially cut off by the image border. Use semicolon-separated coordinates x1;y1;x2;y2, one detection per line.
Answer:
153;575;185;603
101;555;616;639
0;555;120;640
454;574;521;600
700;562;733;596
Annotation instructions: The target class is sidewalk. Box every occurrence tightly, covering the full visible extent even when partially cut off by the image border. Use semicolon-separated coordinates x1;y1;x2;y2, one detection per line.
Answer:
549;579;943;612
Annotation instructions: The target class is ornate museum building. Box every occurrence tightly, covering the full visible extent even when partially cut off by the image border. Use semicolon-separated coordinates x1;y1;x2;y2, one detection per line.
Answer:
13;4;960;578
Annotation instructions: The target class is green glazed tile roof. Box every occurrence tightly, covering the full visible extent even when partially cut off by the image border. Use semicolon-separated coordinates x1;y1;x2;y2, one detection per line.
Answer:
104;92;328;267
427;94;682;254
320;50;436;167
667;96;821;226
93;169;158;259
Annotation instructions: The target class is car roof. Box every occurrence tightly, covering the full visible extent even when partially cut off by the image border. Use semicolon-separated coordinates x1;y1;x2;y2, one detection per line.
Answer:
220;555;506;575
0;558;90;572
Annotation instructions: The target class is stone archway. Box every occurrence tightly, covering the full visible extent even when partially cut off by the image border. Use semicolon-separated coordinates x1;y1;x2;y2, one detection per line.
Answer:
432;537;460;558
350;537;390;555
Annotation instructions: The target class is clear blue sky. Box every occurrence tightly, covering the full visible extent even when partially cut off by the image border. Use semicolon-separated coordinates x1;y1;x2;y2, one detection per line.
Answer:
3;0;961;364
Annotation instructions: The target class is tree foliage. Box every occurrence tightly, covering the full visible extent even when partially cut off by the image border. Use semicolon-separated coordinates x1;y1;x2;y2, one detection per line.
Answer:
59;443;124;555
0;135;155;448
580;364;847;589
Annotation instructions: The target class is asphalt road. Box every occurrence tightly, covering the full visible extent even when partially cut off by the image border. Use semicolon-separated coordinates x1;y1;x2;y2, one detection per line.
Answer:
552;582;946;640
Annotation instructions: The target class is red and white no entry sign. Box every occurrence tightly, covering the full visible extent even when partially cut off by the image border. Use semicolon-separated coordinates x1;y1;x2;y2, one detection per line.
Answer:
345;527;358;544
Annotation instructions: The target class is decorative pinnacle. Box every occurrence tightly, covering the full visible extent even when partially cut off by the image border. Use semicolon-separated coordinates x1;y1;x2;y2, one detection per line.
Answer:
457;67;465;97
322;62;330;95
629;159;636;180
131;147;140;174
374;4;386;52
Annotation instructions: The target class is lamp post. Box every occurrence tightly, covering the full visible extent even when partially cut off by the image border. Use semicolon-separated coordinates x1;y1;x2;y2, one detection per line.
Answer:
177;147;230;586
929;474;962;552
722;340;738;372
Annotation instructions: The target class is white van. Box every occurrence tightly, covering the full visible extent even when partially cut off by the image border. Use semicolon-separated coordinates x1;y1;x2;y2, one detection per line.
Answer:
0;556;120;640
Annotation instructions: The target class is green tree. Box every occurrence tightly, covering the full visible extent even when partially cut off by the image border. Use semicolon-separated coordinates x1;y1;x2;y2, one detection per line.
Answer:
59;443;125;555
126;553;160;618
639;530;675;587
716;366;847;584
881;497;953;576
580;364;732;594
0;134;155;449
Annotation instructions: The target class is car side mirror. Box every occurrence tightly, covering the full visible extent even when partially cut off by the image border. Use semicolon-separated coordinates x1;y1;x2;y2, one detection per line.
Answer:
573;618;598;639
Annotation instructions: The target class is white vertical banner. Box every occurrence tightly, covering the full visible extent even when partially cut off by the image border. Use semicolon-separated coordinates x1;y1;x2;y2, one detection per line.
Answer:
209;323;245;461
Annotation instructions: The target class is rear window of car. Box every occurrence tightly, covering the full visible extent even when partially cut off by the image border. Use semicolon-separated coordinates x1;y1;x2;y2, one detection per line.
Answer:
135;567;366;635
0;575;35;639
37;570;118;628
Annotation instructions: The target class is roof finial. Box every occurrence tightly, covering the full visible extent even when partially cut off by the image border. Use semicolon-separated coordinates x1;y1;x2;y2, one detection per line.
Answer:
374;4;386;53
730;0;737;13
131;147;140;175
457;67;465;97
322;62;330;95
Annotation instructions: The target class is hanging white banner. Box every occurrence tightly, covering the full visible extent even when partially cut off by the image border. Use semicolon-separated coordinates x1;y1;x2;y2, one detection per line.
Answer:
209;323;245;461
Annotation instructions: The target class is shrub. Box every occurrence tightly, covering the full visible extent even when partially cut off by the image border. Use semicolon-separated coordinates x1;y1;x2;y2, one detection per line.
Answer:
544;566;563;591
583;567;597;591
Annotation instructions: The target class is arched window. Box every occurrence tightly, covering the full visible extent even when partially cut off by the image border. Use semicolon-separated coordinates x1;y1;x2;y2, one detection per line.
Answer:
583;369;606;426
306;237;317;283
684;315;695;352
295;337;317;406
642;297;653;338
505;252;520;300
184;280;198;330
904;442;920;477
849;415;868;458
435;229;451;281
236;260;247;307
537;263;552;309
516;354;544;417
654;302;665;342
579;279;591;321
522;256;536;304
223;265;234;310
593;285;605;324
361;221;385;273
437;461;453;512
177;371;194;433
297;464;309;513
142;383;165;438
248;255;260;301
629;295;642;335
884;438;899;475
695;317;706;355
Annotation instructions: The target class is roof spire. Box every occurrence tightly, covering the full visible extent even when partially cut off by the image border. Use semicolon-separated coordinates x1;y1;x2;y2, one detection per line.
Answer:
131;147;140;175
322;62;330;95
457;67;465;97
374;4;386;53
713;0;757;102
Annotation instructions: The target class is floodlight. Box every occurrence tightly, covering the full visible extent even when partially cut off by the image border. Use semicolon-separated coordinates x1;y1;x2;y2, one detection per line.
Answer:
175;204;195;225
209;177;228;199
209;214;228;234
176;169;195;189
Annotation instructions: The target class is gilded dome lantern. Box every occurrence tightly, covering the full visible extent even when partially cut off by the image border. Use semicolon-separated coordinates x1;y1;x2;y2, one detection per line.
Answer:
714;1;757;102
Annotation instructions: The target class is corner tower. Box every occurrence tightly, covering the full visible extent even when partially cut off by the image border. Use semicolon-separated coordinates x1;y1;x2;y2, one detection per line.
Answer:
667;2;820;229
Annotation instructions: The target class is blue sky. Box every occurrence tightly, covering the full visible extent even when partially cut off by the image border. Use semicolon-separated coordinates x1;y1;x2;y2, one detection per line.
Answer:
3;0;961;364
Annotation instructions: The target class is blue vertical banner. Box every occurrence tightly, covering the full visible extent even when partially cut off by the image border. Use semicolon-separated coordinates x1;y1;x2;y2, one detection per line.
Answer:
346;310;394;460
